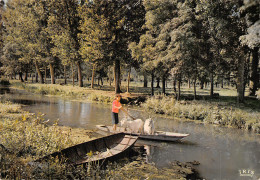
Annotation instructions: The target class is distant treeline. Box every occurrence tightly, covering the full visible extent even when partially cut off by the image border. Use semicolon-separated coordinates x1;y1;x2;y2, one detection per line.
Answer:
0;0;259;102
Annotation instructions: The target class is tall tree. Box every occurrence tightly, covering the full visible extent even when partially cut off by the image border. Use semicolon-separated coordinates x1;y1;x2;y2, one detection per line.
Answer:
48;0;83;87
80;0;145;93
3;0;46;83
130;0;178;95
196;0;248;102
0;0;4;71
240;0;260;96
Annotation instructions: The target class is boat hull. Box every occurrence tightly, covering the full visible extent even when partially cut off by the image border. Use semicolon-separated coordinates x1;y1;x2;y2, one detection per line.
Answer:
96;125;189;142
36;133;138;166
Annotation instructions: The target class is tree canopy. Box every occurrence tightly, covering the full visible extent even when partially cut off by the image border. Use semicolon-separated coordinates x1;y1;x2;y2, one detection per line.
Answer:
0;0;258;102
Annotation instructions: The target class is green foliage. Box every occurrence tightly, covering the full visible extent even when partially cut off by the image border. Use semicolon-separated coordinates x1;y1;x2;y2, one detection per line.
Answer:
239;0;260;49
47;0;81;66
78;0;145;92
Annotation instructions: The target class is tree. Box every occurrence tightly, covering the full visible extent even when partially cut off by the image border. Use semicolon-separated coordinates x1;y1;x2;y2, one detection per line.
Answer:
130;0;178;95
0;0;4;72
48;0;83;87
78;4;108;88
240;0;260;96
80;0;145;93
3;0;45;83
196;0;248;102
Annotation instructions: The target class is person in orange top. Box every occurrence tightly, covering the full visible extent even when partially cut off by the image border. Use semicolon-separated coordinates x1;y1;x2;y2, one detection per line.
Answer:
112;94;131;131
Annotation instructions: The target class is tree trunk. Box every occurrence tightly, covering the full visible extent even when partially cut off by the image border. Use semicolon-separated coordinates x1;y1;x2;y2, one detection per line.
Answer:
19;72;24;82
210;72;214;98
127;67;131;93
44;66;47;84
50;63;55;84
76;61;83;87
143;73;148;87
177;76;181;100
114;59;121;93
109;67;112;86
162;75;166;94
64;65;67;84
91;64;95;89
31;73;34;83
173;76;177;93
249;47;259;96
188;79;191;88
71;62;74;86
237;56;245;103
35;71;38;83
221;78;224;88
151;71;154;96
156;77;160;88
194;78;197;100
200;80;204;89
24;71;28;81
35;62;44;84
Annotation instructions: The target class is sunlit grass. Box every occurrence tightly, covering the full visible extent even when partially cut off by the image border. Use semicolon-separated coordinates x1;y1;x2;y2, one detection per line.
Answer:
0;101;95;179
10;81;116;103
0;101;22;114
143;95;260;133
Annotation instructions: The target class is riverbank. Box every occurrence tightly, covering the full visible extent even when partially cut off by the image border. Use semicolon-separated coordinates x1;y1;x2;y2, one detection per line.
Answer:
143;95;260;133
0;100;201;179
10;81;260;133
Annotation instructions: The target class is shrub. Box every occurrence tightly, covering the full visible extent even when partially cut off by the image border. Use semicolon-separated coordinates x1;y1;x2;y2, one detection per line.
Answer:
0;78;10;85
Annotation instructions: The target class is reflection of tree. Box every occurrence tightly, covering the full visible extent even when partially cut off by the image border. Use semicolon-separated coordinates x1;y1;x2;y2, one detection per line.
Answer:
144;145;154;163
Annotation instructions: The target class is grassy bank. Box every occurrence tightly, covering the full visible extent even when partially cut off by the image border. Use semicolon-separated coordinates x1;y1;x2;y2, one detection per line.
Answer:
11;81;115;103
143;95;260;133
0;100;96;178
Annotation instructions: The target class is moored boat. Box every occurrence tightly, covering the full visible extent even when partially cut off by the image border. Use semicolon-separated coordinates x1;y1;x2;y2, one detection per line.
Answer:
96;125;189;142
36;133;138;166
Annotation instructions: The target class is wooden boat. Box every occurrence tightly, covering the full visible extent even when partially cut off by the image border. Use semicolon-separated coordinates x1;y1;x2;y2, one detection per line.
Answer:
36;133;138;166
96;125;189;142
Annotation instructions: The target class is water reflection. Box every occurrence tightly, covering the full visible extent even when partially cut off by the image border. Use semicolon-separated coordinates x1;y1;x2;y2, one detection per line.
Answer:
144;145;154;163
1;87;259;180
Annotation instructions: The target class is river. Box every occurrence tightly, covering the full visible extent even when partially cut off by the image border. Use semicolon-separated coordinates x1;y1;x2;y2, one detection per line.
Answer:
1;87;259;180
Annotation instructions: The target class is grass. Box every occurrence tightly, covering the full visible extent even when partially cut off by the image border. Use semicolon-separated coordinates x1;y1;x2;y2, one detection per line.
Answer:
0;101;96;179
11;81;116;103
143;95;260;133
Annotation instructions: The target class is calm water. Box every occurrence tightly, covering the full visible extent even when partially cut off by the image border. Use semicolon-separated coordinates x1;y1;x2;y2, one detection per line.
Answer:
1;87;259;180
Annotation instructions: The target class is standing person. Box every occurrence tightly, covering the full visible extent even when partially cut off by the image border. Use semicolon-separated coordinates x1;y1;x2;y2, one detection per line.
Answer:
111;94;130;131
